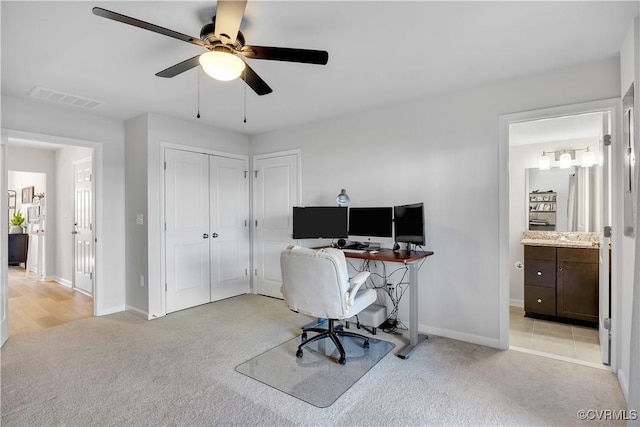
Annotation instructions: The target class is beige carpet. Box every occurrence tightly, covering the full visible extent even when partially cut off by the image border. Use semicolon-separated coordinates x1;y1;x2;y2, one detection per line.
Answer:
1;294;627;426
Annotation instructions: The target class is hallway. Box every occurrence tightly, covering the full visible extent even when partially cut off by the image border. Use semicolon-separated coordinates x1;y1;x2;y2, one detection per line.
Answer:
8;266;93;336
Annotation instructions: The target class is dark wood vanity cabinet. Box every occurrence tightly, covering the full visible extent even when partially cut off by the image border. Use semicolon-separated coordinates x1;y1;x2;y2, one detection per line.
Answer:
556;248;599;323
524;245;598;325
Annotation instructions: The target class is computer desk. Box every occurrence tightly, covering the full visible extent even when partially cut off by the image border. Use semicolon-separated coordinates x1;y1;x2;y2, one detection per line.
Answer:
342;248;434;359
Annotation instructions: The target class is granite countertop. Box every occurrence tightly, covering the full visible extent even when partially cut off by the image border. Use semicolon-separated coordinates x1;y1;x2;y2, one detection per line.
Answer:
521;231;601;249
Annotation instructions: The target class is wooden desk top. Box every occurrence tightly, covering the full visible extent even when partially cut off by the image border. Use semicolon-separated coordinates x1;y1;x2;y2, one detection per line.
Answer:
343;248;434;263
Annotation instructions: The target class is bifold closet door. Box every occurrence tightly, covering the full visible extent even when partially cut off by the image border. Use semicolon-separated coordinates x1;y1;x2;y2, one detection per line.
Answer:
209;155;250;301
165;149;211;313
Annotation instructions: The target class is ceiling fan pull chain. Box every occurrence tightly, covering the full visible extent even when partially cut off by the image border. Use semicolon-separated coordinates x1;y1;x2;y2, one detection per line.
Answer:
197;69;201;119
243;67;247;123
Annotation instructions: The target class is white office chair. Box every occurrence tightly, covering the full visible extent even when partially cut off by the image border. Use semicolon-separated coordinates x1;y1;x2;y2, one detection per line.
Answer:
280;245;377;365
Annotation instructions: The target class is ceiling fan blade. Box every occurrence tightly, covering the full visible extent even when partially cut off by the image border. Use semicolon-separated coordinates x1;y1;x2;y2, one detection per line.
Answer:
240;46;328;65
214;0;247;46
156;55;202;78
240;63;272;96
92;7;205;48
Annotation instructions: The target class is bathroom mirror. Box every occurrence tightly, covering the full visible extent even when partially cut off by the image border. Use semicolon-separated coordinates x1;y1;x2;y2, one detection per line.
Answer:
526;167;601;232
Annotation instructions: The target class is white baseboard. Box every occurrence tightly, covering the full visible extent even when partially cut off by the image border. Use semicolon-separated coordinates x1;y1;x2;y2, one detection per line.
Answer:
125;305;149;320
419;323;501;349
50;276;72;288
618;369;630;402
96;305;125;316
509;299;524;308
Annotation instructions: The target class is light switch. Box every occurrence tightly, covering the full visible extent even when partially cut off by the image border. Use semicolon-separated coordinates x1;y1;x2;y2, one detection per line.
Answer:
136;214;144;225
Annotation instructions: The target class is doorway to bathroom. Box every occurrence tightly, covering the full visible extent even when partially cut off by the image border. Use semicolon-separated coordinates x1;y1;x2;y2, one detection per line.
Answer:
501;99;618;370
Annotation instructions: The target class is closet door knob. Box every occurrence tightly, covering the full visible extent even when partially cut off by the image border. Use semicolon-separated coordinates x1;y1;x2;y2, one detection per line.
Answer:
203;233;209;239
537;271;542;276
211;233;219;238
537;298;542;303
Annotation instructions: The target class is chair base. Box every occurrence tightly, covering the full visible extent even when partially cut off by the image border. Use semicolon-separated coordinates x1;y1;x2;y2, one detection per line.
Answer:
297;319;370;365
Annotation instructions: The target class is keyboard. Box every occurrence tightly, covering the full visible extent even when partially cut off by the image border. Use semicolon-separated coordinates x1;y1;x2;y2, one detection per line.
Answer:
342;249;379;254
341;249;367;254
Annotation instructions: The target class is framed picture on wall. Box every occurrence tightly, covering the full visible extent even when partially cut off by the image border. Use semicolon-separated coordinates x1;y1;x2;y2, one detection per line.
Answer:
21;186;34;204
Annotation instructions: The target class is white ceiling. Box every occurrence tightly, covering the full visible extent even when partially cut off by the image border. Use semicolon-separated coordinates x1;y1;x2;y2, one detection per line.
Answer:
2;1;638;136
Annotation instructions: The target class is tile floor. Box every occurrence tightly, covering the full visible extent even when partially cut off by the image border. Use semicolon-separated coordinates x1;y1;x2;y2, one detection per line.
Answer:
509;306;603;365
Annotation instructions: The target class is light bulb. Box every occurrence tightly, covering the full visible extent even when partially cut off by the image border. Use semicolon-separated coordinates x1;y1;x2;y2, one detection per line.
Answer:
581;149;594;167
199;51;245;81
559;152;572;169
539;153;551;170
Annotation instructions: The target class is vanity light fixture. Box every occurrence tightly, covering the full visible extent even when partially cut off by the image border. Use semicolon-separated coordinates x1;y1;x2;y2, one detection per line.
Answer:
538;147;595;170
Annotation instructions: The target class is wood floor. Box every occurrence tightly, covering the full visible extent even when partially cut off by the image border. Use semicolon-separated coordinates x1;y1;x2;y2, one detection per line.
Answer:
8;266;93;336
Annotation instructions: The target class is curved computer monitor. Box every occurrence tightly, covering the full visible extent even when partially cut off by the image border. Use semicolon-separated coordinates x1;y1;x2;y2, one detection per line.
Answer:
393;202;425;246
292;206;348;239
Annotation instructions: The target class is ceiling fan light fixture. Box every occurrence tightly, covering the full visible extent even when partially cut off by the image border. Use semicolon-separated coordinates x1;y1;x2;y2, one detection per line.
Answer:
199;51;245;81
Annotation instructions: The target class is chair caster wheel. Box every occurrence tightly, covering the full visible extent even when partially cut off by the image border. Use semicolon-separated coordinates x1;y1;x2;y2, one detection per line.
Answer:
301;332;307;341
296;349;303;358
363;340;370;349
339;356;346;365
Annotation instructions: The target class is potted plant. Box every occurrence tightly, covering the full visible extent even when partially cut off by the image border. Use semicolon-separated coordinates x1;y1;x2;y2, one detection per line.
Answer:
10;211;25;234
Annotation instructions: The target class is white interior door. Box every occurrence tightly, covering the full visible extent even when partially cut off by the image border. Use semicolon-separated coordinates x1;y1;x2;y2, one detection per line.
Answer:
73;158;93;295
165;149;210;313
209;155;250;301
253;153;299;298
599;111;612;365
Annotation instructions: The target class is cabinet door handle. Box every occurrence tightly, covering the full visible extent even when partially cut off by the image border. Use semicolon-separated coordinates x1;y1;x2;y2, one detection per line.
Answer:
211;233;219;238
203;233;209;239
557;266;563;271
537;271;542;276
537;298;542;303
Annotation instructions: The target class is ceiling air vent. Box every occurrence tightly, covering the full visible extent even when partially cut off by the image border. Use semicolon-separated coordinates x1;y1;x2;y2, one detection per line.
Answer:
27;86;103;110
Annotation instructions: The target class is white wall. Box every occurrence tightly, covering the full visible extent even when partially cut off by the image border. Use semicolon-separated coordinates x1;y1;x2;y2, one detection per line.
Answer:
1;95;125;316
123;113;250;319
509;137;599;305
55;146;93;285
6;147;55;277
250;58;621;348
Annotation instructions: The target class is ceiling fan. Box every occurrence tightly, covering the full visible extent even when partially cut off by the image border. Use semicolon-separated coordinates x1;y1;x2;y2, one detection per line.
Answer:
92;1;329;96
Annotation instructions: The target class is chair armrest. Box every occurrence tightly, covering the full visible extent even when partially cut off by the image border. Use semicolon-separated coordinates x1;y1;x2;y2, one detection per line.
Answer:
346;271;370;306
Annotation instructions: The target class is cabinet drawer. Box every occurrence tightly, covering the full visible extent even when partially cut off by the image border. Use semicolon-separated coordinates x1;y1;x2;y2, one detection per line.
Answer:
524;245;556;261
557;247;598;264
524;286;556;316
524;259;556;288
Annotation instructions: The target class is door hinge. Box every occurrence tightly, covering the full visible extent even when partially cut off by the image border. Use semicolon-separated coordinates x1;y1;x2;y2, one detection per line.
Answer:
255;220;258;227
245;268;248;276
90;223;93;231
90;272;93;280
164;161;167;170
603;134;611;146
164;222;166;231
254;170;258;178
244;171;248;178
603;317;611;330
165;283;168;292
89;174;93;182
244;220;247;227
255;268;258;276
604;226;612;237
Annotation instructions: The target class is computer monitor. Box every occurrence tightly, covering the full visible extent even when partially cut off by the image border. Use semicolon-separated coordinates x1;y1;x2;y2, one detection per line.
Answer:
393;203;425;246
348;207;393;238
292;206;348;239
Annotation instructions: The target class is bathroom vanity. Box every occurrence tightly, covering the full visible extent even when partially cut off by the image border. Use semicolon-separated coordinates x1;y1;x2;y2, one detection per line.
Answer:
521;232;600;326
